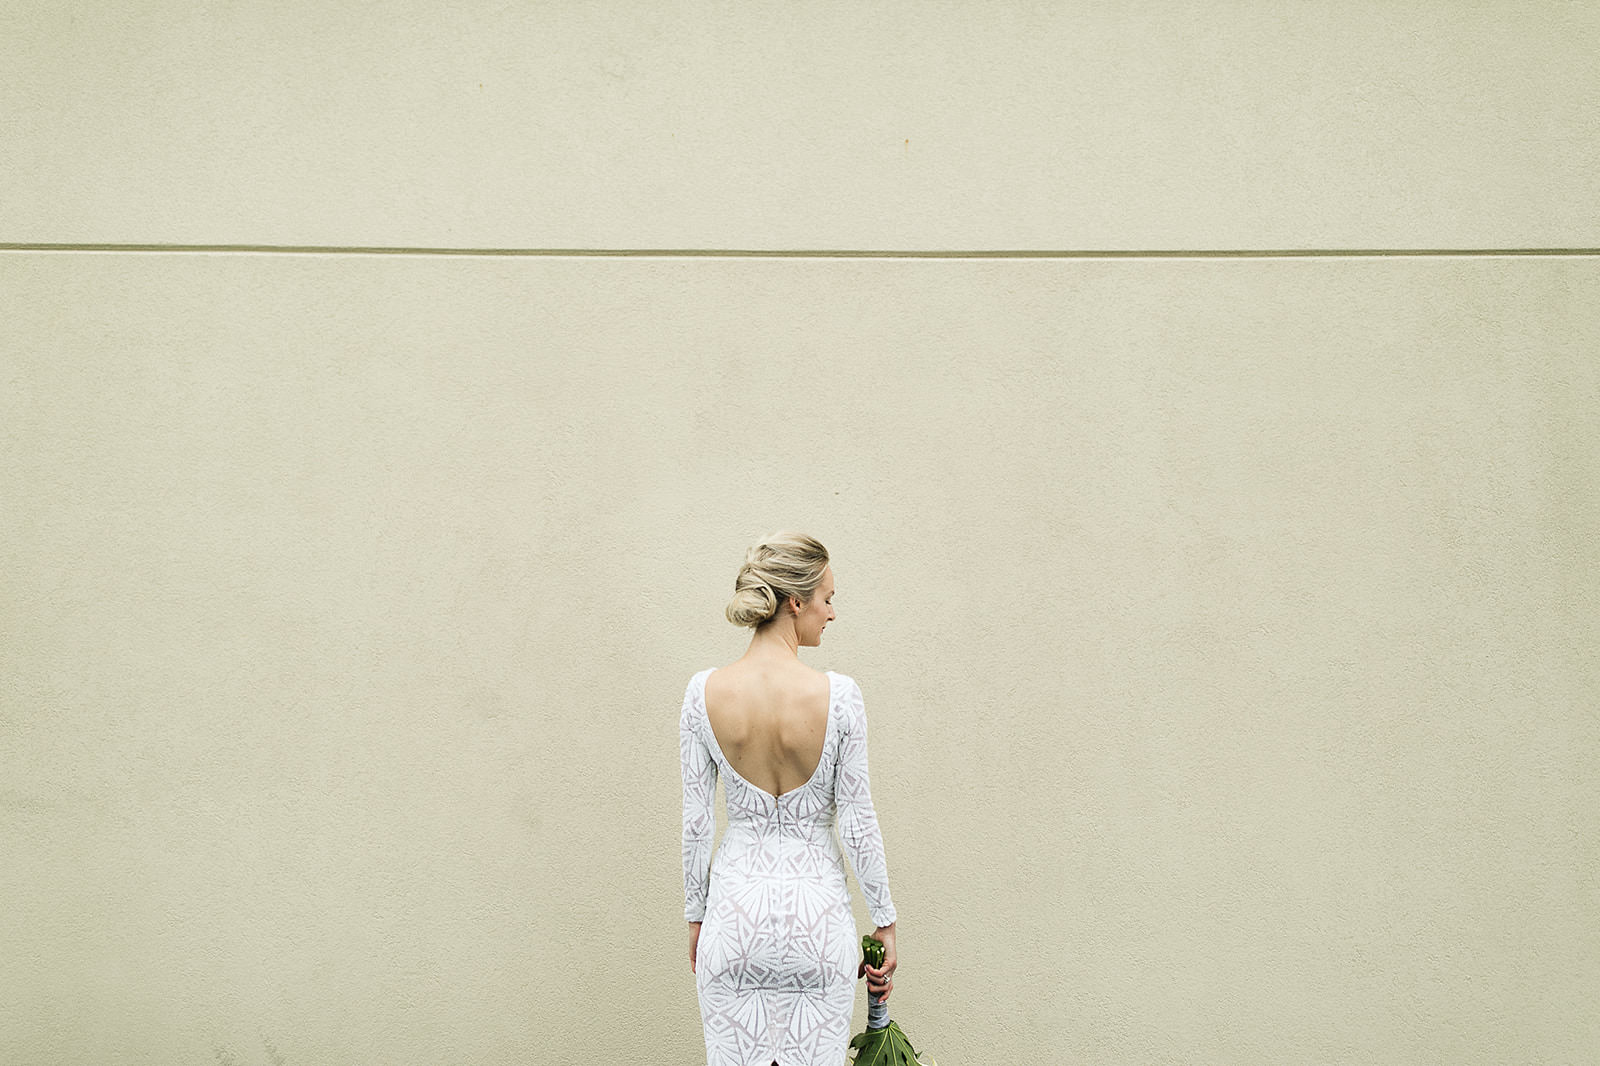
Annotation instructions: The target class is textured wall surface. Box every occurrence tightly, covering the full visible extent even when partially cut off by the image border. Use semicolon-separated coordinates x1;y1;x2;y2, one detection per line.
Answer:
3;1;1598;249
4;4;1598;1066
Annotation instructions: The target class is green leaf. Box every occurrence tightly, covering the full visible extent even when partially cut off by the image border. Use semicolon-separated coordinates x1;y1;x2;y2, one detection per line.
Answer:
849;1027;891;1066
849;1019;922;1066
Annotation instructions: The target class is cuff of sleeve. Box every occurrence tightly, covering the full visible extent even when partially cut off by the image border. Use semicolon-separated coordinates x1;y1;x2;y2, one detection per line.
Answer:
870;903;897;928
686;905;706;922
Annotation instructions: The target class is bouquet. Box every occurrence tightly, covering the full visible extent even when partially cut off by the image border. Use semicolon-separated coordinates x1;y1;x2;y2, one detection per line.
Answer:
849;935;935;1066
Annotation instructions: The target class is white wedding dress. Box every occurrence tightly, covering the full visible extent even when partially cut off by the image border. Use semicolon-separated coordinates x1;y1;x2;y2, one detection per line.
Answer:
681;668;897;1066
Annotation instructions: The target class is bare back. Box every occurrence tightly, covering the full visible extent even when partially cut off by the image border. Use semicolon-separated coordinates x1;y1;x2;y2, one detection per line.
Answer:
703;661;831;798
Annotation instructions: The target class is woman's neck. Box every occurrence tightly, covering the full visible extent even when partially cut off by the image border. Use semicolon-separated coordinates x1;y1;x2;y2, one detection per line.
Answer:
746;622;800;660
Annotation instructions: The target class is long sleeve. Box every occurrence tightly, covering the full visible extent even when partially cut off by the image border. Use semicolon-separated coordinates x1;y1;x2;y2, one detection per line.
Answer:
834;677;897;928
680;675;717;922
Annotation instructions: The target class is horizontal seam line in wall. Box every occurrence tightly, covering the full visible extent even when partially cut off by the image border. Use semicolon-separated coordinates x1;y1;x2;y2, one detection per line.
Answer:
2;244;1600;259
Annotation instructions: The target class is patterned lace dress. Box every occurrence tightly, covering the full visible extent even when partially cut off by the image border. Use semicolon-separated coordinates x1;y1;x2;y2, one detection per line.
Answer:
681;668;897;1066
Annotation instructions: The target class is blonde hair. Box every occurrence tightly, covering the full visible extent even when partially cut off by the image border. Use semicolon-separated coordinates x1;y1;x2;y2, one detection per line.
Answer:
725;532;830;628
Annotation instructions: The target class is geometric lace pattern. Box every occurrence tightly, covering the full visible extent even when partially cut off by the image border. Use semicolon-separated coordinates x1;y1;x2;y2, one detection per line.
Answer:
682;669;897;1066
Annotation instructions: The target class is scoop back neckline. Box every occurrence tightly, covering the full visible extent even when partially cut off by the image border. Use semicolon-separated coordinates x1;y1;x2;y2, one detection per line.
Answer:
698;668;838;802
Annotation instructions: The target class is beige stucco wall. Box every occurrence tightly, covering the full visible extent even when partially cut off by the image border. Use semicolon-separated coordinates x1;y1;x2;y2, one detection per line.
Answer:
5;1;1599;249
4;5;1597;1066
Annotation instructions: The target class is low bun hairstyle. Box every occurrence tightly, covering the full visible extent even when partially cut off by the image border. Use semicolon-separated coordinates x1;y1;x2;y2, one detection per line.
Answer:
725;532;830;628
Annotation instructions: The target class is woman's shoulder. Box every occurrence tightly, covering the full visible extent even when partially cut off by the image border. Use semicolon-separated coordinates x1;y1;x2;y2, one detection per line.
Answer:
704;659;834;689
822;668;853;690
681;667;716;708
823;670;866;714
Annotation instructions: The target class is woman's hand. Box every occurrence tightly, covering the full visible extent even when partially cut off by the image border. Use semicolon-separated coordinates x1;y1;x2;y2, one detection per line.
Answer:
688;922;701;973
859;923;897;1003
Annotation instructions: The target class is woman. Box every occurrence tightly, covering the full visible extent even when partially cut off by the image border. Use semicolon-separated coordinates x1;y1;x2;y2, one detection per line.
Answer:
681;533;898;1066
